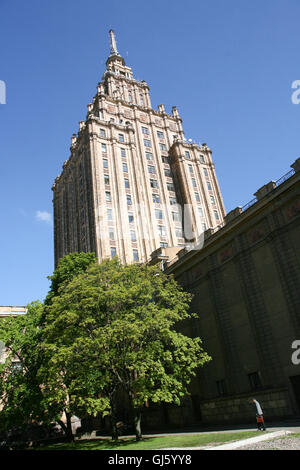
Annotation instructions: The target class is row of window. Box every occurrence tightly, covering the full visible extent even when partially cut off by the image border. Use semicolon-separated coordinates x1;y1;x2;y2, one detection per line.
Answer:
189;164;209;178
216;371;262;397
185;150;206;163
100;129;206;167
104;159;128;176
103;148;169;169
191;176;213;192
100;128;165;148
145;140;167;152
128;92;145;106
111;247;139;262
142;127;164;140
100;132;125;146
105;191;132;205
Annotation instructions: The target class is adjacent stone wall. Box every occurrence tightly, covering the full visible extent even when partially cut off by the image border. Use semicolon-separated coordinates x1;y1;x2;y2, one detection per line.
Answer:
199;388;293;424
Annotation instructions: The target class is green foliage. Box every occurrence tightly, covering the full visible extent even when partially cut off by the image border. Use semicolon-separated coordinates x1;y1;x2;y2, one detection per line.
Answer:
45;252;97;305
0;253;98;435
43;258;211;418
0;253;211;440
0;302;61;430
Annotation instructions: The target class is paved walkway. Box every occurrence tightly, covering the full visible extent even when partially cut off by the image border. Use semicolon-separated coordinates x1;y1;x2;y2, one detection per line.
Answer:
162;430;292;450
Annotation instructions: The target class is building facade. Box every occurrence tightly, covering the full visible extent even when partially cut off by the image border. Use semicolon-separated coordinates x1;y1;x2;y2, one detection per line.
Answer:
52;30;225;267
159;158;300;425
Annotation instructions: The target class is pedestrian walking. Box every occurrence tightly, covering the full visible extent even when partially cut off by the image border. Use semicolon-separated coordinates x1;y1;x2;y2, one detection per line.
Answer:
253;399;266;431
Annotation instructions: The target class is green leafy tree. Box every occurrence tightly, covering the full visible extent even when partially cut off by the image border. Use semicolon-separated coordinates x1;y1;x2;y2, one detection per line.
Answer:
44;251;97;305
0;252;99;442
0;302;61;434
43;258;211;441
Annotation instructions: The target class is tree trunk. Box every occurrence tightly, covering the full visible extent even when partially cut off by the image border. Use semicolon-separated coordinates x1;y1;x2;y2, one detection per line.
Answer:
134;408;142;441
65;412;74;441
110;400;119;441
57;411;74;442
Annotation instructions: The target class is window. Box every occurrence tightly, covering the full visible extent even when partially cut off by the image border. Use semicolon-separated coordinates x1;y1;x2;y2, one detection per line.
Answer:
105;191;111;202
101;143;107;153
103;158;108;169
104;174;110;185
148;165;156;174
150;179;158;189
126;194;132;205
142;127;149;135
199;154;205;163
157;131;164;139
172;211;181;222
107;208;113;221
130;230;137;242
110;247;117;258
198;207;203;217
100;128;106;138
109;226;115;240
248;372;262;391
162;156;169;164
185;151;190;159
169;197;177;205
210;195;215;204
121;148;126;158
152;193;160;204
167;183;175;192
128;92;133;103
175;227;183;237
202;223;207;232
192;178;197;188
203;168;208;177
214;210;219;220
159;143;167;151
157;225;166;236
207;181;212;191
155;209;163;220
128;213;134;223
144;139;151;147
118;134;124;143
188;164;193;173
133;249;139;262
124;178;130;189
160;242;168;248
140;95;145;106
195;192;200;202
123;162;128;173
216;380;227;397
164;168;172;177
145;152;153;160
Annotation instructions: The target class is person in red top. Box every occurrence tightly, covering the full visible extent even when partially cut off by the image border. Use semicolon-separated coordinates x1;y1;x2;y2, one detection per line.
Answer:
253;399;266;431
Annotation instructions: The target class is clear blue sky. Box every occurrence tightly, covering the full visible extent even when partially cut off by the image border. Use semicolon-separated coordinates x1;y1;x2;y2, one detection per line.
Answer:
1;0;300;306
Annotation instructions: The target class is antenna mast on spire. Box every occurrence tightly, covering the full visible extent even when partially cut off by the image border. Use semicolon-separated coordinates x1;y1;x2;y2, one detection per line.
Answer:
109;29;120;56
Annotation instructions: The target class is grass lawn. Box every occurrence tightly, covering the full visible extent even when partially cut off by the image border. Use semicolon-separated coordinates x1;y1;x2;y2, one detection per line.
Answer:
36;430;263;450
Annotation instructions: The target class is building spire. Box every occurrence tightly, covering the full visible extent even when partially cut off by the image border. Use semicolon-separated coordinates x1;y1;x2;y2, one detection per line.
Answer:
109;29;120;57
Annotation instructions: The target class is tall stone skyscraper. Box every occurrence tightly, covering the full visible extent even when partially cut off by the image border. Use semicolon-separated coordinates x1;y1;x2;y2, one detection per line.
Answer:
52;31;226;267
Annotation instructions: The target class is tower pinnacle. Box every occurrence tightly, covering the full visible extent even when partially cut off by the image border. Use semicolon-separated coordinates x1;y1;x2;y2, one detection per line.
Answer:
109;29;120;57
106;29;125;68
